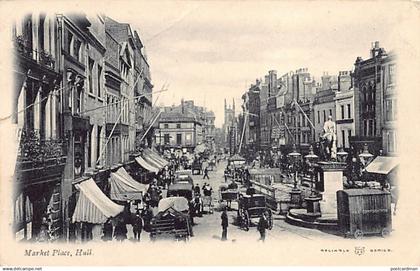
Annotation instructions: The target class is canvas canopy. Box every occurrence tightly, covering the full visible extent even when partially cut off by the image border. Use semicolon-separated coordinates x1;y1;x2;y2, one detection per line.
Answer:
158;197;189;213
109;167;148;201
72;178;124;224
135;156;159;173
365;156;398;175
144;148;169;167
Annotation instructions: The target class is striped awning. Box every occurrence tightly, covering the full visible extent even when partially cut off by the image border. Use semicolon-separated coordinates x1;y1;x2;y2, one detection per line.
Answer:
109;167;147;201
135;156;159;173
143;148;169;168
365;156;398;175
72;178;124;224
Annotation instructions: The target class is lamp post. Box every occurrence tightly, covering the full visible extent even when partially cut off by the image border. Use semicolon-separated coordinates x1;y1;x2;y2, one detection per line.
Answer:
288;144;302;206
304;145;321;217
337;146;349;163
359;143;374;167
359;143;374;187
304;145;319;196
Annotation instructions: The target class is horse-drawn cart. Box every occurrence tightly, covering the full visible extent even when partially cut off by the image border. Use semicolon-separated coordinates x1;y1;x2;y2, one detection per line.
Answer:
219;183;239;209
149;197;193;241
237;194;273;231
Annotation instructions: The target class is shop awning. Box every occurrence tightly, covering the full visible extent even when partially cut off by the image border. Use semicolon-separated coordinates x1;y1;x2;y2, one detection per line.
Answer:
72;178;124;224
135;156;159;173
150;149;169;166
365;156;399;175
109;168;148;201
143;152;164;169
143;148;169;168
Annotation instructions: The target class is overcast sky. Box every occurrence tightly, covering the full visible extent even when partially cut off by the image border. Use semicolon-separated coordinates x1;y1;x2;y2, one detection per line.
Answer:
106;1;401;128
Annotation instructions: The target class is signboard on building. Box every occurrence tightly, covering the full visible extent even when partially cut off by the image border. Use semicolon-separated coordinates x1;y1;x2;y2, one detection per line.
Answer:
276;95;285;109
271;127;280;139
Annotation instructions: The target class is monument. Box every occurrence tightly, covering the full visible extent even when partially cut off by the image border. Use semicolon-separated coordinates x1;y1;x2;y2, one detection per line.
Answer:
286;116;345;230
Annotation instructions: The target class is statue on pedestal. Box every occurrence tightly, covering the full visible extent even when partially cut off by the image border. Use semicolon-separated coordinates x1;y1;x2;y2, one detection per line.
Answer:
320;115;337;161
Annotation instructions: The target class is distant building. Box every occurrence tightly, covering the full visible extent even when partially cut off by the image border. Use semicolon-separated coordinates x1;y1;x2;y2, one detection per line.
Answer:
334;71;354;150
155;111;203;152
352;41;390;155
381;51;397;156
223;98;237;154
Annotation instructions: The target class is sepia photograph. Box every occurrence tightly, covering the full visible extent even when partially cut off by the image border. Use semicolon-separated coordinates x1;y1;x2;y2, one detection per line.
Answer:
0;0;419;268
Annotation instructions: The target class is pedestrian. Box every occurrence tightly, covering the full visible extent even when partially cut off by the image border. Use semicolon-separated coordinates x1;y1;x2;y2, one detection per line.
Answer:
203;166;210;179
194;183;201;196
221;208;228;241
257;213;268;242
204;183;213;197
132;211;143;242
224;168;228;182
114;219;128;242
102;219;113;241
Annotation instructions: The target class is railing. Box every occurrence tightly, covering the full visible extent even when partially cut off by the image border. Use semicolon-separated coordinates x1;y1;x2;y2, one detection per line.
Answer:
17;129;67;166
14;36;56;70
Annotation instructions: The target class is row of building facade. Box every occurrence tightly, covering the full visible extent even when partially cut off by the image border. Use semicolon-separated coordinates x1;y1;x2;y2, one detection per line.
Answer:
230;42;396;158
153;100;216;154
12;13;154;241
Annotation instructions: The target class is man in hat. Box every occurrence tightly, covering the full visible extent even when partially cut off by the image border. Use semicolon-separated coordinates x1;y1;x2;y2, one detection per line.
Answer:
221;208;229;241
132;210;143;242
257;213;268;242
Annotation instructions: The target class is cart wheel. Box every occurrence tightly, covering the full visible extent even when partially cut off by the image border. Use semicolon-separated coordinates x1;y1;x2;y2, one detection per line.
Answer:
381;228;390;238
354;229;363;239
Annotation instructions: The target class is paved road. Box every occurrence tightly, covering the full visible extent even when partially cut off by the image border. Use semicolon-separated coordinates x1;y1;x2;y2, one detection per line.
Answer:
100;159;396;244
188;160;346;243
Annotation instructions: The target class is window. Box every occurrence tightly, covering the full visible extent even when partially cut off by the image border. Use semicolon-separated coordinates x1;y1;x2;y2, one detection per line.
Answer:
342;130;345;149
369;120;374;136
88;58;94;93
67;31;73;54
73;39;82;61
323;110;326;123
348;130;352;147
39;15;45;52
389;64;395;85
363;120;368;136
176;123;181;129
75;87;82;115
88;128;93;168
387;131;395;153
176;133;182;145
386;99;396;121
341;105;345;120
317;111;320;124
97;126;102;165
164;134;170;144
329;109;332;118
97;64;102;97
164;123;169;129
347;104;351;119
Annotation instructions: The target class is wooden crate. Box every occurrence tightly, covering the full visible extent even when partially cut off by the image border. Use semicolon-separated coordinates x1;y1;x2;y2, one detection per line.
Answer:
337;189;392;238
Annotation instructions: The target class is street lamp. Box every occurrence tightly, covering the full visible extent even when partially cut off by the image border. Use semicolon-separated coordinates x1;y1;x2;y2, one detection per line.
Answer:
359;143;374;167
304;145;319;196
337;146;349;163
288;144;302;206
304;145;321;216
288;144;302;189
359;143;374;187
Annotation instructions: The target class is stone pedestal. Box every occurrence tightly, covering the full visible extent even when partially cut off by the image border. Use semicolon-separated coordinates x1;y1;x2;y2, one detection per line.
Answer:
305;196;321;217
315;162;346;218
290;188;302;207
